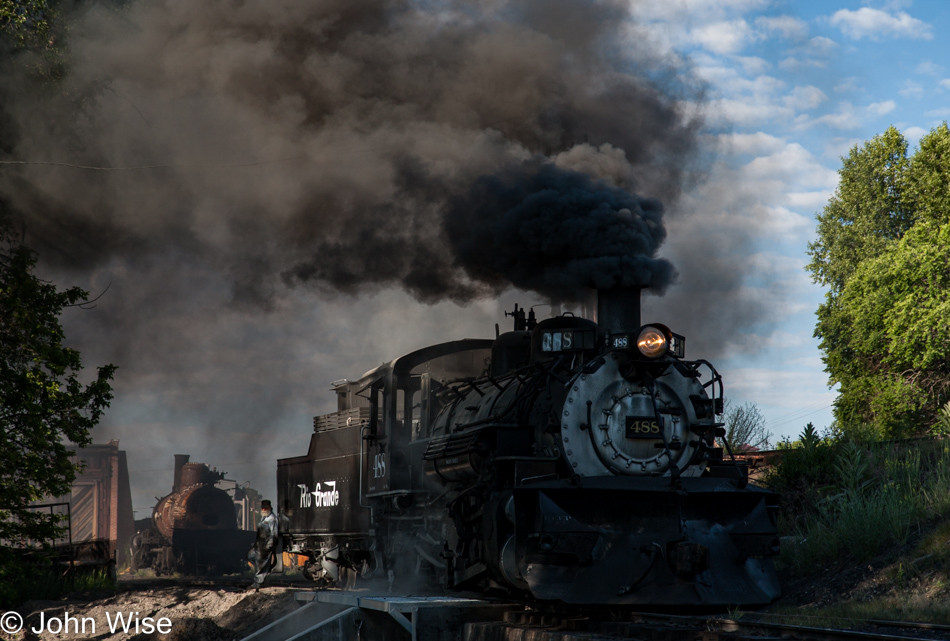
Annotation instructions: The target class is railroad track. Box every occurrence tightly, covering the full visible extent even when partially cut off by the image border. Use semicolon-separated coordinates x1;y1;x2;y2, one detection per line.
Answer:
473;609;950;641
115;575;313;591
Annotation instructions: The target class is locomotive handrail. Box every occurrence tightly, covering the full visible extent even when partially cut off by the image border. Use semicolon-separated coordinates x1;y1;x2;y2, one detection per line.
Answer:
459;378;486;397
438;368;542;433
693;359;724;400
718;433;748;488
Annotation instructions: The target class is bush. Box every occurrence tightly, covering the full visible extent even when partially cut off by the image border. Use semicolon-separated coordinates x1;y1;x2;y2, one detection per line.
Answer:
770;431;950;577
764;424;840;528
932;402;950;437
0;548;116;609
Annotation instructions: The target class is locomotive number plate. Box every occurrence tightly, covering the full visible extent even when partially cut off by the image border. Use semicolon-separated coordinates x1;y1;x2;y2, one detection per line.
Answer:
625;416;662;438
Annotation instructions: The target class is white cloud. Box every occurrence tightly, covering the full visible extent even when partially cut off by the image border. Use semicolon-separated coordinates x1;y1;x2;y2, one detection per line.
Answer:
725;367;836;413
806;36;839;56
690;19;755;54
798;101;896;130
899;81;924;99
692;57;747;85
823;137;863;160
903;126;927;149
940;79;950;90
778;37;837;71
632;0;769;23
754;15;809;40
742;143;838;191
868;100;896;116
786;191;833;210
925;108;950;118
916;60;943;76
833;78;860;94
783;86;827;111
708;98;794;127
718;132;787;156
698;69;808;128
735;56;770;75
761;206;811;234
779;57;827;72
828;7;933;40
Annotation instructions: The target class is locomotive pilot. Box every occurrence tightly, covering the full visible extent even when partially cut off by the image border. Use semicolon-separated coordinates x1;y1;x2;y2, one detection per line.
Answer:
247;499;279;591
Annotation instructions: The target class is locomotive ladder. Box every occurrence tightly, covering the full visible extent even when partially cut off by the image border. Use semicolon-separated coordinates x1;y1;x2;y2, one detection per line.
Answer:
237;591;512;641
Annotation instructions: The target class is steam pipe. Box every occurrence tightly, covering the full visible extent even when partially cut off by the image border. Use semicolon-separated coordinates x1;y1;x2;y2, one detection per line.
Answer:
596;287;641;337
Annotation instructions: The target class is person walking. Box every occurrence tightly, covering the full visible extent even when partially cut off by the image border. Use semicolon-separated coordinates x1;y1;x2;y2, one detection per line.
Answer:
247;499;279;591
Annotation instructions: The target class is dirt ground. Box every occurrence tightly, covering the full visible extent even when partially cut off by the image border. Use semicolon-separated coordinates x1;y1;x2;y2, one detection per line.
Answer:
11;584;301;641
8;548;946;641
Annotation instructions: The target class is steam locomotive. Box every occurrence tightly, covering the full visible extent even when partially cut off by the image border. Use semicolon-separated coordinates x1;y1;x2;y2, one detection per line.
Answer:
130;455;256;575
277;288;780;606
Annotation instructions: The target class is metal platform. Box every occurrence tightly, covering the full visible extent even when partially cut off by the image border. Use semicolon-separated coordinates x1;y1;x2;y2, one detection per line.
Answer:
239;591;512;641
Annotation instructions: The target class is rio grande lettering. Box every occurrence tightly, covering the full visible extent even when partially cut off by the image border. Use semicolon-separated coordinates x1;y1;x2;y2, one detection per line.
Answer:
298;481;340;508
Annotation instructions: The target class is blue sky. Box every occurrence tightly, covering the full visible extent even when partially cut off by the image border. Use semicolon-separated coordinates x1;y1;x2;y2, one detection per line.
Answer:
625;0;950;442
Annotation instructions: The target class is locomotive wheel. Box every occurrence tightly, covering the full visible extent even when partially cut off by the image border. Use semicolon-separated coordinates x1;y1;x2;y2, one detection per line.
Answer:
131;548;145;570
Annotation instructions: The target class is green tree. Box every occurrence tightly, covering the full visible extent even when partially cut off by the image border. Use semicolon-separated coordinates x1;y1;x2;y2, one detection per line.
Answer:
807;124;950;438
722;401;771;451
806;126;914;292
0;0;70;83
0;215;115;549
0;0;58;51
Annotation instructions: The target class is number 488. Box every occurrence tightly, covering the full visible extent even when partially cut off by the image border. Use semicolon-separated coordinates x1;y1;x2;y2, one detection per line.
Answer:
373;453;386;478
629;420;660;434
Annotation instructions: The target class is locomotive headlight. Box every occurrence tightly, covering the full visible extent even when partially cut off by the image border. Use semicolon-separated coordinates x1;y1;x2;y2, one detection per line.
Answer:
637;326;668;358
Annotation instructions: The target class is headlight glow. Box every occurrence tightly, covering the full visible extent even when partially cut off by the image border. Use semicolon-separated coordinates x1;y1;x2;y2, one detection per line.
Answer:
637;326;669;358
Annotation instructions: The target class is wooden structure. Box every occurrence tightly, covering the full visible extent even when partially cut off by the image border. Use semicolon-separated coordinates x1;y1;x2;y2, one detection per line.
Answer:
46;440;135;565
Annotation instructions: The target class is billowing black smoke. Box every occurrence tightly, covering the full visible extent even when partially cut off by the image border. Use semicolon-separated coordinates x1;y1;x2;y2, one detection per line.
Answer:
0;0;710;510
3;0;701;308
445;163;674;301
283;159;675;304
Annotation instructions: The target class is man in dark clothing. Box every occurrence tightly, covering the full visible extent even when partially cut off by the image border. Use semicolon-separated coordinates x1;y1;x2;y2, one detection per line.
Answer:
247;499;279;590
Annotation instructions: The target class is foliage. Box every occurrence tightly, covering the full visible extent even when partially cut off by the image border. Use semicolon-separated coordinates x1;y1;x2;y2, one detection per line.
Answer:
933;402;950;437
765;423;840;521
806;126;914;292
0;215;115;551
807;123;950;439
721;400;771;451
0;553;115;608
0;0;57;51
0;0;70;82
773;436;950;577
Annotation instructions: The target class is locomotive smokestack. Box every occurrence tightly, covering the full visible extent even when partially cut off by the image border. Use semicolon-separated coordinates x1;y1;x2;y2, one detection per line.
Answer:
173;454;190;494
597;288;641;337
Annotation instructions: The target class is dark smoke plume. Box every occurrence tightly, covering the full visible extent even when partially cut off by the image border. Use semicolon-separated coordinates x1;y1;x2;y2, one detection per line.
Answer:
0;0;710;508
3;0;702;307
445;163;675;300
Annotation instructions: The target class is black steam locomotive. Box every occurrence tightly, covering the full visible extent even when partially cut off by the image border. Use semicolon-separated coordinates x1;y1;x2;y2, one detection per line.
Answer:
130;455;255;575
278;288;780;606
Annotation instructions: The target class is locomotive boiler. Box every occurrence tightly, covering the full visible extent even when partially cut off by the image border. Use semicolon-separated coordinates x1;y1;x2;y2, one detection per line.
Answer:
277;288;780;606
130;455;256;575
